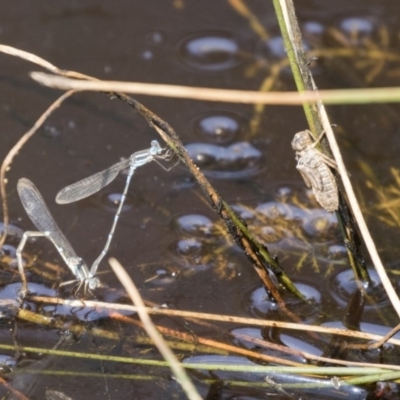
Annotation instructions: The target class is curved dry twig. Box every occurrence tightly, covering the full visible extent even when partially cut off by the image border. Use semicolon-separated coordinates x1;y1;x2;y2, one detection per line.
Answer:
0;90;77;246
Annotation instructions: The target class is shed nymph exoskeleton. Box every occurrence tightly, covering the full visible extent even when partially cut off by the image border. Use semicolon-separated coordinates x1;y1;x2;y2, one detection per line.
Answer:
291;130;339;212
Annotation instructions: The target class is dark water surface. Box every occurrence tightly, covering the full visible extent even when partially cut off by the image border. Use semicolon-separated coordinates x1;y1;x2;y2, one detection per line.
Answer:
1;1;400;399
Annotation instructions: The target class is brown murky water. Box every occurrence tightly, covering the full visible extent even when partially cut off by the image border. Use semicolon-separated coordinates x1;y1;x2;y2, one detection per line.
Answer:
1;1;400;399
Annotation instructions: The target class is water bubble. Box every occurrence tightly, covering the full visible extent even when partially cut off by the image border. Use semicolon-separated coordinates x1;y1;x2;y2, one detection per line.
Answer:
360;322;400;341
141;50;154;60
192;112;247;143
323;321;400;353
0;282;56;300
185;141;263;178
41;118;77;139
0;355;16;371
302;21;325;52
170;176;197;190
292;282;321;304
43;125;61;139
303;21;325;37
255;36;313;74
231;327;263;349
146;30;167;46
269;183;320;210
247;287;279;317
231;204;256;221
329;268;390;309
175;238;203;256
173;214;214;237
259;36;287;59
247;280;322;319
144;267;178;287
0;223;23;239
302;211;339;242
259;226;281;242
170;238;211;271
255;201;304;221
338;17;379;45
177;31;242;71
275;186;293;201
279;333;323;357
317;244;348;264
282;281;322;322
99;192;133;213
0;244;17;259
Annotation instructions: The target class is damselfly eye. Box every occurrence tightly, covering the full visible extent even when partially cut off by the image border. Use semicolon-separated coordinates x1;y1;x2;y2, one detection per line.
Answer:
88;277;100;290
150;140;162;155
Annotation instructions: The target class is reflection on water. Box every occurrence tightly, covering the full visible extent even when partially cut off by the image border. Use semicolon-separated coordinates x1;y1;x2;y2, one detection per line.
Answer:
185;141;263;178
191;111;247;143
177;31;242;71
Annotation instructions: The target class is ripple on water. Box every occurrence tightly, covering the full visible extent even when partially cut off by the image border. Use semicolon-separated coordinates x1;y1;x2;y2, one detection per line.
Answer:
255;201;305;221
255;36;287;61
247;282;321;319
302;210;339;242
192;111;247;143
316;244;348;265
172;213;214;237
99;192;133;213
247;287;279;317
303;21;325;37
0;355;16;371
231;204;257;221
0;222;24;239
272;183;315;207
285;281;322;322
329;268;390;310
230;327;303;363
175;238;203;256
255;35;317;75
322;321;400;362
177;31;242;71
324;320;400;343
141;50;154;60
169;238;211;271
1;244;17;259
230;327;263;350
1;244;18;270
0;282;56;300
278;332;324;359
302;21;325;73
336;16;381;46
146;30;167;46
185;141;263;178
42;119;77;139
144;266;178;288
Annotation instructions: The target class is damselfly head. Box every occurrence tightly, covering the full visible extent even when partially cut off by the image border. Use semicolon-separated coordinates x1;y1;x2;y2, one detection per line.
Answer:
291;130;313;151
150;140;162;155
87;276;100;290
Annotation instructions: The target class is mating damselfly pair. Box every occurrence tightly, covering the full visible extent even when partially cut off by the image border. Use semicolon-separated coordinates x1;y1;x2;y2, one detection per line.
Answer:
16;140;176;296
